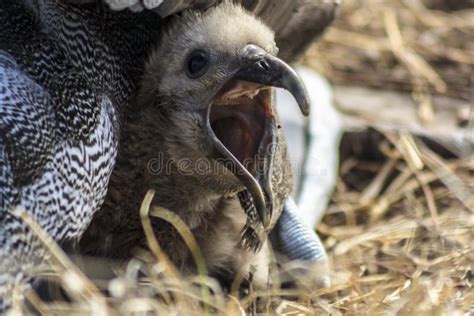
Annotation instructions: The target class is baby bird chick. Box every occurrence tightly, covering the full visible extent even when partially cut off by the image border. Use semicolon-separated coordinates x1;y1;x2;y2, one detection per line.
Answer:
80;2;310;287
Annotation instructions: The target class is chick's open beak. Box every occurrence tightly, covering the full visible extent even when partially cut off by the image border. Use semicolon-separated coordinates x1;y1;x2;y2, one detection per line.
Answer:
206;44;310;233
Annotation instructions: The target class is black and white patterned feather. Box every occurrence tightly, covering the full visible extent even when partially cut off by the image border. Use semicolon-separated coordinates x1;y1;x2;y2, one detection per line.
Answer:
0;0;160;309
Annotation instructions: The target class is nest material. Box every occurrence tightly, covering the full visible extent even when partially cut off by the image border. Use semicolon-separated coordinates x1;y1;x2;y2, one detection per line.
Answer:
320;129;473;314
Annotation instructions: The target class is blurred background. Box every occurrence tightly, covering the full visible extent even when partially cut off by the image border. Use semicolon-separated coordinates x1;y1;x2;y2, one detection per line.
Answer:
295;0;473;313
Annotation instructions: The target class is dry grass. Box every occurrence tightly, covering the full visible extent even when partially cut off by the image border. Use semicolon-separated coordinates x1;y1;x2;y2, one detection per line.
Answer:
12;0;474;314
16;131;473;315
319;130;473;314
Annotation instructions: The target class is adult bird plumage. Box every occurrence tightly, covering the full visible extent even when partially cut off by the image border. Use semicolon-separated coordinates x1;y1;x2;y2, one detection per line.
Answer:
0;0;162;309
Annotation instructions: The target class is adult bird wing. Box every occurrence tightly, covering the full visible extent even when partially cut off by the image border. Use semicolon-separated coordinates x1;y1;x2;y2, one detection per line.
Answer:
0;52;56;210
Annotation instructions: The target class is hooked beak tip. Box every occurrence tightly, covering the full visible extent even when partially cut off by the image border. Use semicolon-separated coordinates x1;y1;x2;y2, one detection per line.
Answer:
235;44;311;117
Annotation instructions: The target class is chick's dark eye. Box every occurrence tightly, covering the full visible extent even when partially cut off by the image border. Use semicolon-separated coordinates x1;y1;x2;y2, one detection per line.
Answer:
186;50;209;79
